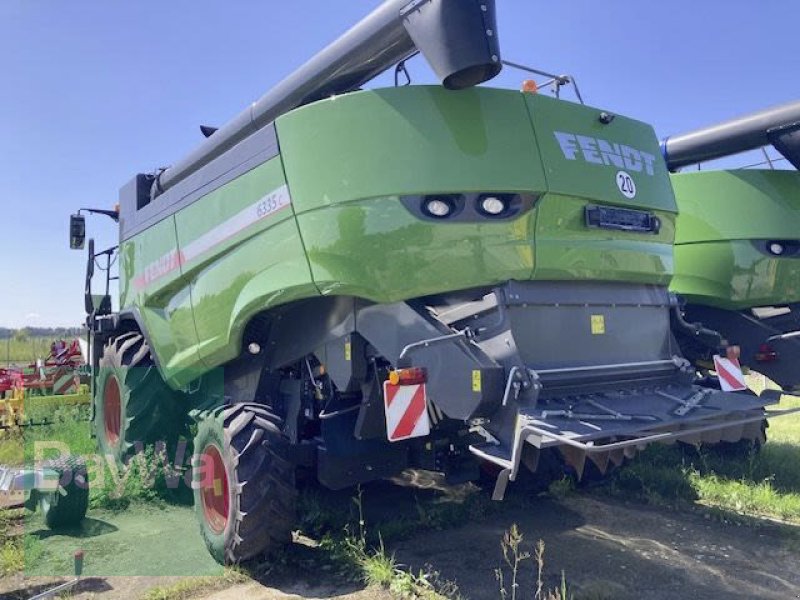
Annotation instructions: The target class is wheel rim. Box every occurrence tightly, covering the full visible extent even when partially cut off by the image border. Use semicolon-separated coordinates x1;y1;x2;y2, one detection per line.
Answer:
201;444;230;534
103;376;122;447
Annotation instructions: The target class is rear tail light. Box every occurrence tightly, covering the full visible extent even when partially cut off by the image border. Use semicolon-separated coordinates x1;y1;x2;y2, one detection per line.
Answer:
755;343;779;363
388;367;427;386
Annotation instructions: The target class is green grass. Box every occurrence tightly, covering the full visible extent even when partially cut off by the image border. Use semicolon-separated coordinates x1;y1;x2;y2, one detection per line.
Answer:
605;391;800;522
0;431;23;465
0;509;24;576
2;372;798;594
135;568;248;600
302;487;462;600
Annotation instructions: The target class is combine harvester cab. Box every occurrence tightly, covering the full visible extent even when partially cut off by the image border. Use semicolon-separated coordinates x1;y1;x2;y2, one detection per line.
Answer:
72;0;795;564
664;103;800;391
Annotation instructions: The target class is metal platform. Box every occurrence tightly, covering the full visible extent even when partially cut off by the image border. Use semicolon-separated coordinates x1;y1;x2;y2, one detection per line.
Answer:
523;384;774;448
470;384;800;500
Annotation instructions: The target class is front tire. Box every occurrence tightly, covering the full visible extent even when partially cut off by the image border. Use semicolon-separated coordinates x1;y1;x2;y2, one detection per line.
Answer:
193;403;298;564
93;332;185;464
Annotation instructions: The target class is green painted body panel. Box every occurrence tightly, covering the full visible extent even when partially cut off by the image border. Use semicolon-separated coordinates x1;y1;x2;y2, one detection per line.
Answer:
533;195;675;284
120;217;200;386
278;87;674;302
524;94;677;213
277;87;548;213
672;170;800;309
122;157;316;387
279;87;542;300
174;158;316;375
295;199;537;301
121;86;678;387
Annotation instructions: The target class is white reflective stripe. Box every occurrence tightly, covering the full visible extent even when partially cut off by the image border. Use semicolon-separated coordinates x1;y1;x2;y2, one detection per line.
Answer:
181;184;292;263
132;184;292;290
385;385;416;434
406;408;430;439
713;355;747;392
383;382;430;442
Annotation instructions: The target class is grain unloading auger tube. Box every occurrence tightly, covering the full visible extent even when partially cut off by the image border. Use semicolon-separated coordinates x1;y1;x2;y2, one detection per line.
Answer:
137;0;502;205
663;101;800;390
661;100;800;171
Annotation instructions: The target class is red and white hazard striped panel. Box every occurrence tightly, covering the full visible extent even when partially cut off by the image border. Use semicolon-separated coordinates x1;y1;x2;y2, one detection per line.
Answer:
383;381;431;442
712;355;748;392
53;369;78;395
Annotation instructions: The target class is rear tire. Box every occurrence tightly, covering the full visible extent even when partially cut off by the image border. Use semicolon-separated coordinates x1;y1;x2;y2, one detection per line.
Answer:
93;332;186;464
193;403;298;564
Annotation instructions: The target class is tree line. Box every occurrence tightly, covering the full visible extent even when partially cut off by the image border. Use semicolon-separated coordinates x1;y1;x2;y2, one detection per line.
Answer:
0;327;85;340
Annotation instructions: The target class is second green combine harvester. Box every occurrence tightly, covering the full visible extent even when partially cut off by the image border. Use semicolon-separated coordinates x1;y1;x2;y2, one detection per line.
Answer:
663;103;800;391
72;0;793;564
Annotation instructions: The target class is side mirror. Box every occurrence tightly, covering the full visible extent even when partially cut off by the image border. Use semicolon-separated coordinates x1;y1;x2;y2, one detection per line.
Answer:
70;214;86;249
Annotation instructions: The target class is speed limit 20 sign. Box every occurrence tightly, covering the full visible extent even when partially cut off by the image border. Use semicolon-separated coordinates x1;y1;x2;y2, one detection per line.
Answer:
616;171;637;199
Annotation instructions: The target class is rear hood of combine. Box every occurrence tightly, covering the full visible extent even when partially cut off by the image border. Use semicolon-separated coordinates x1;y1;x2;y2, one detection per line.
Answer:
674;170;800;244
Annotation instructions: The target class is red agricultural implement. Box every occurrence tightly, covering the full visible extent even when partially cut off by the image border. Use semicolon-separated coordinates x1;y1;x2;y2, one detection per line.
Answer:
0;339;84;398
0;339;90;429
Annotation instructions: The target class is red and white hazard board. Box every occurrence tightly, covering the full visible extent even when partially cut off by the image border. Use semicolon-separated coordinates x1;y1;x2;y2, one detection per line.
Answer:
712;355;748;392
383;381;431;442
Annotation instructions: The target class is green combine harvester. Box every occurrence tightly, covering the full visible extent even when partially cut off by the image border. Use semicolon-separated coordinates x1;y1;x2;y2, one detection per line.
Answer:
663;104;800;390
69;0;795;564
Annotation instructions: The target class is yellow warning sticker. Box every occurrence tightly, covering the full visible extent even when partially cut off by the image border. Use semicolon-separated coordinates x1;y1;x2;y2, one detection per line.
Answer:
591;314;606;335
472;370;482;392
344;340;351;361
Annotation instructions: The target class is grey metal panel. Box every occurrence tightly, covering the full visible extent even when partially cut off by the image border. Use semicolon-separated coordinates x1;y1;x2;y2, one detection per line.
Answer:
322;334;368;393
662;100;800;170
262;297;358;370
504;302;673;371
442;282;678;382
356;301;502;420
502;280;671;307
120;124;279;241
246;293;502;420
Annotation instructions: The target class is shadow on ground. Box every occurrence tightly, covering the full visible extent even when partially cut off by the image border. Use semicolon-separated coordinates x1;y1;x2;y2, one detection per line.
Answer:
1;577;113;600
257;469;800;600
28;516;118;540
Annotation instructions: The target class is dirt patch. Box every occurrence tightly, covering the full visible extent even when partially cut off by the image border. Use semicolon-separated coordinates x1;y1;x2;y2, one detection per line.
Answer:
0;575;187;600
393;494;800;599
200;581;392;600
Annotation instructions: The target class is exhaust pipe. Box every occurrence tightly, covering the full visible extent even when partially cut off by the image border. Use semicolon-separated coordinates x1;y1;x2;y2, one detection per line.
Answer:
152;0;502;198
661;100;800;171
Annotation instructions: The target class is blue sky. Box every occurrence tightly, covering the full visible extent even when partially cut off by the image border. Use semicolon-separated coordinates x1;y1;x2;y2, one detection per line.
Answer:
1;0;798;328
